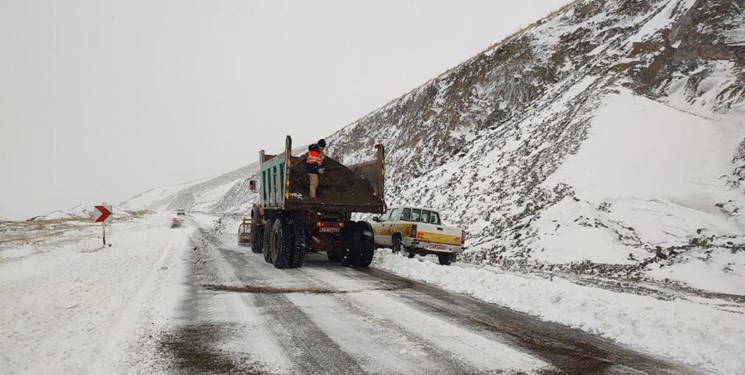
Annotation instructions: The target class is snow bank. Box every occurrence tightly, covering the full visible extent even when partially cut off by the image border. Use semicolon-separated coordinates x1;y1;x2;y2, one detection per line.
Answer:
546;90;743;206
531;90;745;288
646;248;745;295
372;250;745;375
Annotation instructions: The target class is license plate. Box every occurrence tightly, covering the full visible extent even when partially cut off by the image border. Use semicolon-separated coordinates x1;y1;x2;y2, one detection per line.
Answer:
429;244;448;250
319;227;340;233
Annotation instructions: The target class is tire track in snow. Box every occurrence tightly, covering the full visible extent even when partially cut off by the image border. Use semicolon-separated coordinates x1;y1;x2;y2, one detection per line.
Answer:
220;248;546;374
189;217;700;374
219;247;366;374
223;248;483;374
86;220;193;373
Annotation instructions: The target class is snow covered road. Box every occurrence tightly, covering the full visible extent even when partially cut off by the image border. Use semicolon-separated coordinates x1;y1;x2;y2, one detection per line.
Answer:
160;215;699;375
0;213;704;374
0;213;192;374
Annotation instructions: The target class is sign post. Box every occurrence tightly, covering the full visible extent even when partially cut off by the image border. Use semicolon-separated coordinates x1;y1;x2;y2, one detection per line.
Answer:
95;205;112;246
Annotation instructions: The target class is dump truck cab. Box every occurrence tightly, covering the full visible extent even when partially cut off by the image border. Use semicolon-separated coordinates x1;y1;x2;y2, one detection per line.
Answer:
249;136;385;269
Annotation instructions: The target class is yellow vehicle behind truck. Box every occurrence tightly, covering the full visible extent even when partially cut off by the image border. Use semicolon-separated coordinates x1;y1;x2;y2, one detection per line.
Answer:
371;206;464;265
238;218;252;247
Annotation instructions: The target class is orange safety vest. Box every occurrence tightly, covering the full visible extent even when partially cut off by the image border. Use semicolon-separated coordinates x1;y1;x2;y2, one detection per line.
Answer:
307;150;323;166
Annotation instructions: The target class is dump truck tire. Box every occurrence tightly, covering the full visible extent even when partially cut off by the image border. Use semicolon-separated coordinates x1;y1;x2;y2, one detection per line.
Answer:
357;221;375;267
288;219;306;268
251;224;263;253
326;249;340;262
271;219;292;269
340;221;361;267
263;220;273;263
341;221;374;268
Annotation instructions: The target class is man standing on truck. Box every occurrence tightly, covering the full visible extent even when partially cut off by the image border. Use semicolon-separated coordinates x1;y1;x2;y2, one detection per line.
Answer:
307;144;323;198
317;139;327;160
317;139;327;174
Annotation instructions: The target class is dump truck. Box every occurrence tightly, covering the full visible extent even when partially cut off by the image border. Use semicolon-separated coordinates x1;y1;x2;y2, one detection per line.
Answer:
249;136;385;269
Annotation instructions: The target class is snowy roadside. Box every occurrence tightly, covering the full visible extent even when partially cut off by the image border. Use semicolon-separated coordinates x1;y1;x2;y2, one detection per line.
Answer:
372;250;745;375
0;212;194;374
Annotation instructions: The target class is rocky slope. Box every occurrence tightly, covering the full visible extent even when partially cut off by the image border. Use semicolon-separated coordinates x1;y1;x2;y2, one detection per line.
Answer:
123;0;745;294
324;0;745;290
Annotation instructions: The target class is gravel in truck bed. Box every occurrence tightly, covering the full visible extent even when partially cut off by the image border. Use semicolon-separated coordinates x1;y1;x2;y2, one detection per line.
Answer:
288;156;382;208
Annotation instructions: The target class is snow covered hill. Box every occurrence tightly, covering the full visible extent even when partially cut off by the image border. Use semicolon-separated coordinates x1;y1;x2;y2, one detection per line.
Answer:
122;162;260;215
123;0;745;293
329;0;745;293
29;205;132;221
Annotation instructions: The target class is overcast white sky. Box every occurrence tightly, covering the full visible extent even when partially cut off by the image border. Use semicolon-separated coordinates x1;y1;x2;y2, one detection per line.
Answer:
0;0;571;220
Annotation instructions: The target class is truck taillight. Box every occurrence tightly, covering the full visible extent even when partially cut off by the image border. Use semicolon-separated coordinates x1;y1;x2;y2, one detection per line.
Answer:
411;224;417;238
461;231;466;245
316;220;343;229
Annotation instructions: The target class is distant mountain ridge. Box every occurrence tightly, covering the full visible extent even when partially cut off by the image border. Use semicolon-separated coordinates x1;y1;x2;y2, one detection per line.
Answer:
121;163;259;215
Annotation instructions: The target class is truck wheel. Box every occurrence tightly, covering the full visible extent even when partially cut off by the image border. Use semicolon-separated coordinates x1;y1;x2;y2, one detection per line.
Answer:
251;224;263;253
392;234;402;253
438;254;453;266
403;247;415;258
394;235;414;258
263;220;273;263
288;219;306;268
356;221;375;267
341;222;374;268
271;219;292;269
340;221;361;267
327;248;340;263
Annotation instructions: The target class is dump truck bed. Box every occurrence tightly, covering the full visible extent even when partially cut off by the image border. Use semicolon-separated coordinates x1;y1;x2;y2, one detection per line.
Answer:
286;156;384;213
256;136;385;214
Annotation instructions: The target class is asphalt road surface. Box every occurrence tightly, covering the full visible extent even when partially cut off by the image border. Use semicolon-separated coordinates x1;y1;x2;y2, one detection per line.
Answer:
159;222;700;375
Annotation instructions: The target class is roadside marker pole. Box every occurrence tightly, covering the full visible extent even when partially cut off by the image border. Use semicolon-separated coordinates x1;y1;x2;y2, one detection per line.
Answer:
94;205;112;247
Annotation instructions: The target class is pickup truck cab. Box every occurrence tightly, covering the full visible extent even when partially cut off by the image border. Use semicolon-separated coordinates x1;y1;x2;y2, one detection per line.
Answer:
371;206;464;265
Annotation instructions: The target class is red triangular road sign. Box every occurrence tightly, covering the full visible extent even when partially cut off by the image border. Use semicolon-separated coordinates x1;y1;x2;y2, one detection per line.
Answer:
95;205;112;222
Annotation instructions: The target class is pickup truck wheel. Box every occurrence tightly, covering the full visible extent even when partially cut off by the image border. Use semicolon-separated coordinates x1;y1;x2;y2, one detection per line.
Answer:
263;220;273;263
271;219;292;269
392;235;402;253
395;236;414;258
251;224;263;253
438;254;453;265
288;219;306;268
404;247;415;259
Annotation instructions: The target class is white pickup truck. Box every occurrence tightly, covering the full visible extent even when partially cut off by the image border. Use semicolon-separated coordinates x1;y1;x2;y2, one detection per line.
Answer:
371;206;464;265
